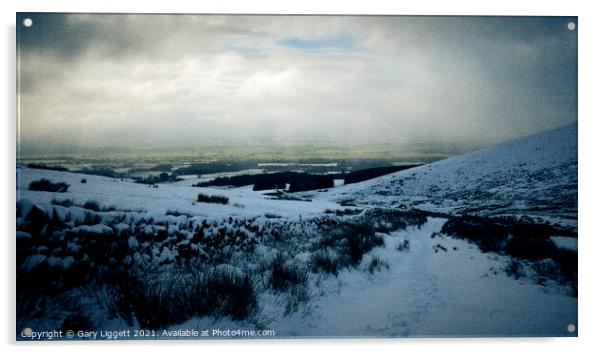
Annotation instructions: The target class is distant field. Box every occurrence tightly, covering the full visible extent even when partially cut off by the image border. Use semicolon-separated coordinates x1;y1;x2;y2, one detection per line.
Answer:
17;144;449;186
17;143;455;173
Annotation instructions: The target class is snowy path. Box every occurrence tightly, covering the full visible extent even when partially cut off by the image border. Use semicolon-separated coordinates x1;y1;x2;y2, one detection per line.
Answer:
273;218;577;337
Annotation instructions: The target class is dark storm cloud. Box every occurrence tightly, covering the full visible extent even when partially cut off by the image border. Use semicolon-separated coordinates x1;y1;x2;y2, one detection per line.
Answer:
17;13;93;58
16;14;578;154
450;17;577;95
17;13;140;59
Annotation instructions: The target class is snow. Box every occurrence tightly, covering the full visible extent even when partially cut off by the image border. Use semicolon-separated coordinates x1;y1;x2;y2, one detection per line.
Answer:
304;123;577;230
16;231;32;239
551;236;578;252
16;123;578;338
67;207;89;225
89;224;114;235
128;236;140;249
17;166;340;221
113;223;131;235
269;218;576;337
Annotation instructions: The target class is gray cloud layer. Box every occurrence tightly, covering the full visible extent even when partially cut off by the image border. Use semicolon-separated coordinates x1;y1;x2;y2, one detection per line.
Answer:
17;14;577;154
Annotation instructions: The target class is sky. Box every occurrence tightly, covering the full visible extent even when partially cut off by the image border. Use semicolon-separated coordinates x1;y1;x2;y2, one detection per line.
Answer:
17;14;577;156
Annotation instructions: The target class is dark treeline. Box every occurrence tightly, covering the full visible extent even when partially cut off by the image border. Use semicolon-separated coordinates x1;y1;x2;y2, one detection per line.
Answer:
194;164;422;192
26;163;69;172
197;193;229;204
129;164;174;173
29;179;70;193
289;175;334;192
194;172;334;192
134;172;181;185
24;160;422;188
79;167;122;178
342;164;421;184
173;162;256;176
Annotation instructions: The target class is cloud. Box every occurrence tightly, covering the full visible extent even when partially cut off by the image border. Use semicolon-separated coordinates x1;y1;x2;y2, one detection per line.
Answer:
17;14;577;155
277;35;365;53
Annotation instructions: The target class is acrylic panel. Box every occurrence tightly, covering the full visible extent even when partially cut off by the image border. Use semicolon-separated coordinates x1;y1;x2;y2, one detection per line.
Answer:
16;13;578;340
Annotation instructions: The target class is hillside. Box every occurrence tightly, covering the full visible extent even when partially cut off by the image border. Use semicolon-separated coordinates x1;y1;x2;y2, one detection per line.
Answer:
309;123;577;229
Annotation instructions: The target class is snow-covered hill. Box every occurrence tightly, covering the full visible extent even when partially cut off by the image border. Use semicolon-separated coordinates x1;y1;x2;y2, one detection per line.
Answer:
17;168;340;221
308;123;577;229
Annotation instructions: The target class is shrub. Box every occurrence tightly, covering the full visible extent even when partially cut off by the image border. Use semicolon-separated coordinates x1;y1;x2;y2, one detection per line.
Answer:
552;248;578;284
441;215;578;288
82;200;101;212
268;253;308;290
364;255;390;274
505;235;557;261
107;264;258;330
81;178;87;184
197;193;229;204
283;283;311;316
504;259;525;279
346;230;385;265
532;258;564;285
335;208;362;216
340;199;356;207
17;263;54;329
165;209;193;217
59;312;95;332
319;223;385;266
440;216;508;253
201;265;257;320
396;240;410;251
29;179;70;193
310;249;340;275
309;220;387;275
433;244;448;253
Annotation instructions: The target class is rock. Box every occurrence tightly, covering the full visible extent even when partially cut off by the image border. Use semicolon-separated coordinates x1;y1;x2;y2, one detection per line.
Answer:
158;247;175;264
21;254;47;272
16;231;32;240
128;236;139;249
89;224;114;236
